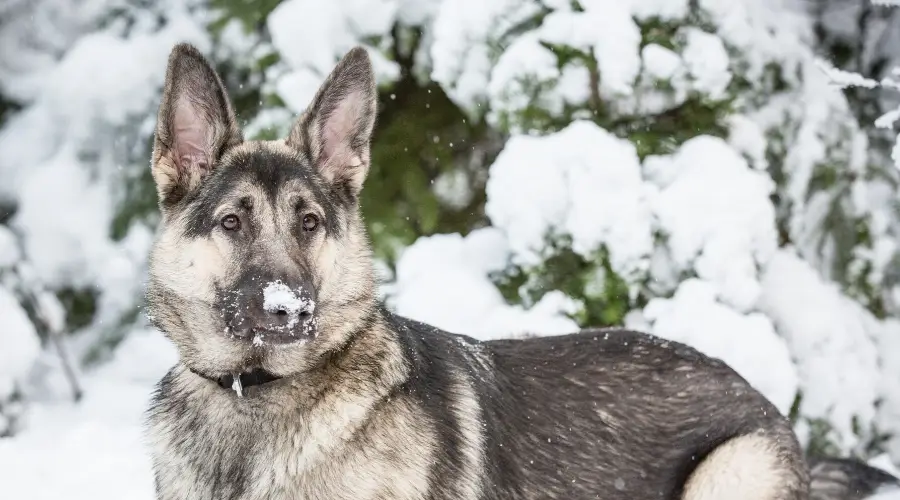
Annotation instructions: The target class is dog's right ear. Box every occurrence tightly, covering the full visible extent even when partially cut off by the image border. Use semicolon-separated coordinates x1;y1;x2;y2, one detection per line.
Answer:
151;43;242;206
285;47;377;200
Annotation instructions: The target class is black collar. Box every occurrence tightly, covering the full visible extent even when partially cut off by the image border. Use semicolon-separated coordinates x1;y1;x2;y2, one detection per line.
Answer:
189;367;281;391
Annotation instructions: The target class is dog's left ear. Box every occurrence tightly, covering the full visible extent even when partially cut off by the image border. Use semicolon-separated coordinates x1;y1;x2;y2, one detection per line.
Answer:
152;43;243;206
286;47;377;198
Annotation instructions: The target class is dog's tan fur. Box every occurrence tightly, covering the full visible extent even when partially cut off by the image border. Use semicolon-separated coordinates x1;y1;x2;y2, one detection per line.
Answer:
683;433;803;500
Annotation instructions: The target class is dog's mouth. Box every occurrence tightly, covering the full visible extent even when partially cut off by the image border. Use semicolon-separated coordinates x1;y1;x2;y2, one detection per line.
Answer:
223;316;319;346
240;326;317;346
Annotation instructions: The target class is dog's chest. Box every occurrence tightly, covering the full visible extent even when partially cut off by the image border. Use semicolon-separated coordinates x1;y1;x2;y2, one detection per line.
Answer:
150;390;435;500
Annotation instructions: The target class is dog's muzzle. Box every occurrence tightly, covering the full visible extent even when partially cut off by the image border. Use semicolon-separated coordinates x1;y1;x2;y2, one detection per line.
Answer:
219;272;319;344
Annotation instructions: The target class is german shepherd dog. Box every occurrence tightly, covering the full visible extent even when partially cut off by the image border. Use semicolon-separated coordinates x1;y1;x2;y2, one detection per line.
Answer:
145;43;900;500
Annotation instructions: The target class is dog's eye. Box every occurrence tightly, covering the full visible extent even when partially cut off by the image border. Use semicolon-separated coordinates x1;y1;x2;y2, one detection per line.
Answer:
302;214;319;232
221;214;241;231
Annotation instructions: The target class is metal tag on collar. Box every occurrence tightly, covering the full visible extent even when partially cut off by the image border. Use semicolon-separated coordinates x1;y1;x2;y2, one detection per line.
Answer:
231;373;244;398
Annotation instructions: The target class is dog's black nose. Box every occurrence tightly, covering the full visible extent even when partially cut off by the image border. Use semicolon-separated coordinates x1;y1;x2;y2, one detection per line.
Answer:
221;272;317;339
265;305;311;325
261;280;315;323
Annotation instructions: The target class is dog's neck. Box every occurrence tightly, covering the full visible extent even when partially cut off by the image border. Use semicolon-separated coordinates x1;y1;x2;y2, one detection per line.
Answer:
189;366;281;394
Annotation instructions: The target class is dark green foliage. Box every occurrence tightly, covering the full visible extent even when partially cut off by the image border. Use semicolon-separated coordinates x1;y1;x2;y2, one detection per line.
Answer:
730;61;791;109
366;78;495;261
639;11;716;50
362;26;500;263
491;76;574;134
791;391;893;461
803;414;894;462
111;164;159;241
493;234;638;328
788;391;803;424
805;417;844;459
501;41;734;158
209;0;282;31
613;95;732;159
0;91;22;129
56;287;99;332
0;201;16;225
640;17;683;50
853;409;894;459
803;151;887;316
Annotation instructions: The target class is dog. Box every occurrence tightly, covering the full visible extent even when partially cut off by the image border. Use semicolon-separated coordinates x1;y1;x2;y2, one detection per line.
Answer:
144;42;900;500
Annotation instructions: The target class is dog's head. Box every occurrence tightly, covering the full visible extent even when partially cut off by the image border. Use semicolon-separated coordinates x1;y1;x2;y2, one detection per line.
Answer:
146;44;378;377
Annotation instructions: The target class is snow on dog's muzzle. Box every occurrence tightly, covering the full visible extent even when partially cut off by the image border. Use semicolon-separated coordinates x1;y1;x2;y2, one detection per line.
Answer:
219;270;318;345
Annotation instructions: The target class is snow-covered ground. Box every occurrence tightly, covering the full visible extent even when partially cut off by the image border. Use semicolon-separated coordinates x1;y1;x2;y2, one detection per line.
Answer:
2;0;900;497
0;330;175;500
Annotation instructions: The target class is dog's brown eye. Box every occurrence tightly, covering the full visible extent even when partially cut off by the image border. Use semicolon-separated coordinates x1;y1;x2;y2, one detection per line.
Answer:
302;214;319;231
221;214;240;231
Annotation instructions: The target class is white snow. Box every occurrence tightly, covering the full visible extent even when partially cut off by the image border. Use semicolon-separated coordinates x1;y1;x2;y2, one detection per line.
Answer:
274;68;330;115
698;0;812;82
485;121;654;280
14;154;116;287
759;250;883;449
0;286;41;400
267;0;402;114
648;136;778;313
395;0;441;26
430;0;541;113
387;228;579;338
0;329;175;500
262;281;308;316
34;290;67;334
875;108;900;130
635;278;799;415
893;138;900;171
727;115;769;171
816;58;880;89
868;488;900;500
0;225;20;268
268;0;398;78
883;321;900;460
432;169;474;210
486;32;561;131
540;5;642;98
870;453;900;478
261;281;315;333
641;44;684;82
680;28;732;100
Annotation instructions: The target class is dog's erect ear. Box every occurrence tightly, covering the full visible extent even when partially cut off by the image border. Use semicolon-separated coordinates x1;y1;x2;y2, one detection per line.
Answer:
286;47;377;197
152;43;242;205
